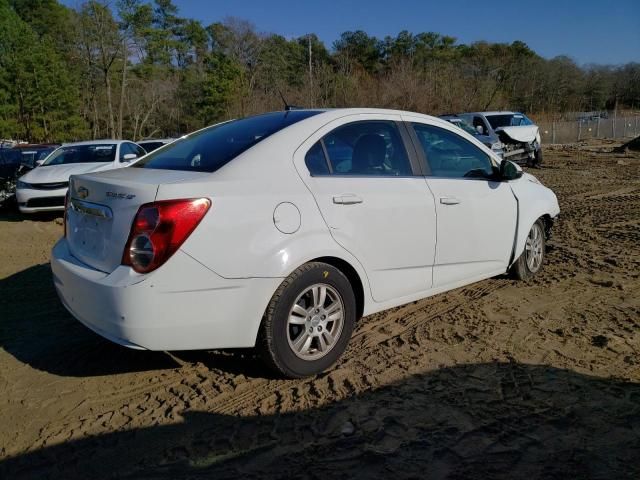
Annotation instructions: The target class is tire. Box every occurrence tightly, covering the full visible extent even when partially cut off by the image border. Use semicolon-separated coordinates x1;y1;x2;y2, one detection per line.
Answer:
531;148;543;168
511;219;546;281
258;262;356;378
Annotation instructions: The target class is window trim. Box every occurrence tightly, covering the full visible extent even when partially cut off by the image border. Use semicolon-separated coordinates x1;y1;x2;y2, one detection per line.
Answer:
304;120;421;178
319;139;334;174
407;121;501;181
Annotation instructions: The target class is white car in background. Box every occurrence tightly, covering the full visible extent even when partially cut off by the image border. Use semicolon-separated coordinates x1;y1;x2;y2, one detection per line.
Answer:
16;140;146;213
51;109;560;378
458;111;543;166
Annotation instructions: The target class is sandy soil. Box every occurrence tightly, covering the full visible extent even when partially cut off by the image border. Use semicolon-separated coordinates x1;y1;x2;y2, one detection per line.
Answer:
0;145;639;479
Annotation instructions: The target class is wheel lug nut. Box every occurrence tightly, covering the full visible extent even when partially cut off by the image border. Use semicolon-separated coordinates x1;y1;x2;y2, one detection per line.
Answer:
317;326;322;332
315;309;319;313
308;327;313;333
321;315;326;320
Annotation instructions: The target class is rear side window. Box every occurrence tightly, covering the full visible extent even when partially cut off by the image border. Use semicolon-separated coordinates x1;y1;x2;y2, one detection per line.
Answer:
305;142;330;175
313;121;412;176
411;123;494;179
134;110;321;172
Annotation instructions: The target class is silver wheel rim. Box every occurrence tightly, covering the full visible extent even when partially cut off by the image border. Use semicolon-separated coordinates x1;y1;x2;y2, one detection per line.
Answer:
525;223;544;273
287;283;344;361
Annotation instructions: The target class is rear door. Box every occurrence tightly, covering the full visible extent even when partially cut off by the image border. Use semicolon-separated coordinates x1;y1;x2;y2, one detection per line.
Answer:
406;119;517;288
295;115;437;303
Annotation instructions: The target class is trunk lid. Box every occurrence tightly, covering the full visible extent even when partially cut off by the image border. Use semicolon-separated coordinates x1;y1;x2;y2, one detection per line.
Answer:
67;168;205;273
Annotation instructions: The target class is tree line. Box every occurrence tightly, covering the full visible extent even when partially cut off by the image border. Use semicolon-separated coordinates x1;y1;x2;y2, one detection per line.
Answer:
1;0;638;143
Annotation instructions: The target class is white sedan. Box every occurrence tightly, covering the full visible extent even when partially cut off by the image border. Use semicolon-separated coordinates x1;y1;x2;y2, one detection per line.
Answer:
16;140;146;213
51;109;559;378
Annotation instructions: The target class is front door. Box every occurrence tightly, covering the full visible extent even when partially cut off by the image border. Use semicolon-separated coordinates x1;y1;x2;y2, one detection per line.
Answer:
408;120;517;287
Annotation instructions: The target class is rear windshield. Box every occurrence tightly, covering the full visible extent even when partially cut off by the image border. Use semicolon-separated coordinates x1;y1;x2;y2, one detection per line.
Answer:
43;144;117;165
133;110;321;172
486;114;533;129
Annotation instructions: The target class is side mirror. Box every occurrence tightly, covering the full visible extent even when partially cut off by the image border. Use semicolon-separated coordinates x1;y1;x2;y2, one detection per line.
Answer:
35;159;44;167
476;125;485;135
122;153;137;162
500;160;523;180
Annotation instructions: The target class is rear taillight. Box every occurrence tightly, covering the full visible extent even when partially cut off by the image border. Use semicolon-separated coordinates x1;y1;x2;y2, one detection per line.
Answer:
122;198;211;273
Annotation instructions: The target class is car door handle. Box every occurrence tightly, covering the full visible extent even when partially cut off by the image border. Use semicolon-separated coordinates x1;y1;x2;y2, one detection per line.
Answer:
333;194;363;205
440;196;461;205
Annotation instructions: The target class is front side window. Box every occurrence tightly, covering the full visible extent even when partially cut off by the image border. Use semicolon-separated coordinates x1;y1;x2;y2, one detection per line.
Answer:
42;144;117;165
134;110;321;173
320;121;412;176
411;123;494;179
119;143;135;160
472;116;487;134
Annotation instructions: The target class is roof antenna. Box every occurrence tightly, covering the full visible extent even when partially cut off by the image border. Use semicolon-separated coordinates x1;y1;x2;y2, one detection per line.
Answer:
278;89;302;111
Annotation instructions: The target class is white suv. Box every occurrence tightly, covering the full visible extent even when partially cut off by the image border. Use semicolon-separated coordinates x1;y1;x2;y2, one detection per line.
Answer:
51;109;559;378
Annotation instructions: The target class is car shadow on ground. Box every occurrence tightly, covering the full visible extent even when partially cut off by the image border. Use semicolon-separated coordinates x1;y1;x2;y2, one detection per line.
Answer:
0;206;63;223
1;362;639;479
0;263;181;376
0;264;275;378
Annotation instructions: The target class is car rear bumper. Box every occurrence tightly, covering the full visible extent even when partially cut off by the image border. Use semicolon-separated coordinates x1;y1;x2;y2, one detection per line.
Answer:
16;187;67;212
51;238;281;350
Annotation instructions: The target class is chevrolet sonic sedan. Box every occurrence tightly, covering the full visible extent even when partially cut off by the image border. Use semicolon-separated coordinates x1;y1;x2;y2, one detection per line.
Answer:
51;109;560;378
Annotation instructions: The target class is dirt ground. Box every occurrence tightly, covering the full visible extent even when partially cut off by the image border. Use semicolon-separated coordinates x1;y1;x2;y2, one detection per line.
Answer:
0;144;639;479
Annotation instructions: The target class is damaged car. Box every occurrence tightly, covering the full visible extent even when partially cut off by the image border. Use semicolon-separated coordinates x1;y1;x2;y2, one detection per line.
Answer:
52;108;560;378
458;111;542;167
0;148;20;205
439;114;504;158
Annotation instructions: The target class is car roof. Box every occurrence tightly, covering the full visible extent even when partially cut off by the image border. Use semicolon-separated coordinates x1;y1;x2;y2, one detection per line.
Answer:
138;138;174;143
12;143;59;149
270;107;454;128
463;111;520;117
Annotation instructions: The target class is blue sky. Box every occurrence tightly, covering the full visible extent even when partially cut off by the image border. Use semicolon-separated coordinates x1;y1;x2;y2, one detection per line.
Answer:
65;0;640;64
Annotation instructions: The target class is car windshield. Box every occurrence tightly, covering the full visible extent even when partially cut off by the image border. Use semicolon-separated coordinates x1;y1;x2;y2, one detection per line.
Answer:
449;119;478;136
486;114;533;129
42;144;117;165
133;110;321;172
20;148;56;168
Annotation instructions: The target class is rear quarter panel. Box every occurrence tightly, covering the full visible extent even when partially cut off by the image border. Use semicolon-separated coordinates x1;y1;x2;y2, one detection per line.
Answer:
158;130;370;297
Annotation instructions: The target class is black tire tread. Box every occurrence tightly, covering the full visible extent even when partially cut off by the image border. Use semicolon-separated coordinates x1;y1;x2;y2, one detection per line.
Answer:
510;218;546;281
